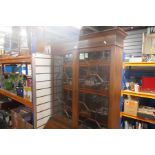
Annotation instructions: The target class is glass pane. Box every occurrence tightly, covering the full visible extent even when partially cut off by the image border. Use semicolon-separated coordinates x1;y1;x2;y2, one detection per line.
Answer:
79;49;111;128
60;54;73;124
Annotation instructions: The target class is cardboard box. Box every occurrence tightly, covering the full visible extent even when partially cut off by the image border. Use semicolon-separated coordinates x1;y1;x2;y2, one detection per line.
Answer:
11;107;33;129
124;99;139;116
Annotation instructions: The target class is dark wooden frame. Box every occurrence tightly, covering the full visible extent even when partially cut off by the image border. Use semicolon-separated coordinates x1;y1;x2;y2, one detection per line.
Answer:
70;28;127;128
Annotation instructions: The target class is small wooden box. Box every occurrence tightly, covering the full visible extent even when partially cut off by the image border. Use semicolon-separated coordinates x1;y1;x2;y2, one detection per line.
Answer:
124;99;139;116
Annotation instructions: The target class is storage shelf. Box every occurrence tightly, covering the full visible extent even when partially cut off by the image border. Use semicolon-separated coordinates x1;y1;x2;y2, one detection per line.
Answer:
64;60;110;68
123;62;155;67
64;85;108;96
0;56;32;64
0;88;33;109
121;90;155;99
120;112;155;124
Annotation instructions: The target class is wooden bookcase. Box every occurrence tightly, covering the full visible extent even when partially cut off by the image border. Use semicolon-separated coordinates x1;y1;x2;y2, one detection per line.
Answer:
63;28;127;129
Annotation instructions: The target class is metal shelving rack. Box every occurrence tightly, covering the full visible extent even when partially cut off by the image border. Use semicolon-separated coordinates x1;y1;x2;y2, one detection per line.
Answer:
121;62;155;128
0;56;33;108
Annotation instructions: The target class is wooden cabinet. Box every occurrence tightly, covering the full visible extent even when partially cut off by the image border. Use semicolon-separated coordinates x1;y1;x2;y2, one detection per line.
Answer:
63;28;127;128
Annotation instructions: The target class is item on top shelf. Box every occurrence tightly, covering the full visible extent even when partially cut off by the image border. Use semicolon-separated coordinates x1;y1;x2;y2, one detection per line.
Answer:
141;77;155;92
137;106;155;120
142;54;155;62
143;33;155;55
37;40;45;53
129;56;142;62
24;87;32;102
124;99;139;116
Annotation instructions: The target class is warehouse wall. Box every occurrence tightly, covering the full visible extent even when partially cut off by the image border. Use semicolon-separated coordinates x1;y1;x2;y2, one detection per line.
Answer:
124;28;147;57
32;53;53;129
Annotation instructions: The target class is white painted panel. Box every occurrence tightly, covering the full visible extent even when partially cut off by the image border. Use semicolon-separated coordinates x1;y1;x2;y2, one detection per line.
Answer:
36;88;52;97
36;81;52;89
36;95;51;105
36;102;51;112
34;53;52;58
36;66;51;73
35;58;51;66
37;109;51;120
37;116;50;127
36;74;51;81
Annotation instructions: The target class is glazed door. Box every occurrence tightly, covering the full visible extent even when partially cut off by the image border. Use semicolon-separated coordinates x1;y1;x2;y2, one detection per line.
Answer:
78;47;111;128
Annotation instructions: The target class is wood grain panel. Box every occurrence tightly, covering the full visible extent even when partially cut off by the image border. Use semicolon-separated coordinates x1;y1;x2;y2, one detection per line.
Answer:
72;50;79;128
108;46;123;128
